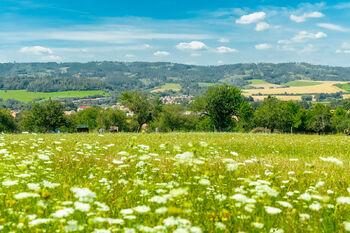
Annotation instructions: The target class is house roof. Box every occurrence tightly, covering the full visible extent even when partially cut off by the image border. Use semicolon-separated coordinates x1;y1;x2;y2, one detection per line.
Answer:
78;106;92;109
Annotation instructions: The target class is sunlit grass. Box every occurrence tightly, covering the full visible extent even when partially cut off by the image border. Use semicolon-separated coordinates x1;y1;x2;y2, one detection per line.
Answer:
0;133;349;232
0;90;107;103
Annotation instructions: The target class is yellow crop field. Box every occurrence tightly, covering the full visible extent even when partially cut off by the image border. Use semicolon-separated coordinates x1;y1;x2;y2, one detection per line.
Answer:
249;95;302;101
250;83;281;89
244;81;346;95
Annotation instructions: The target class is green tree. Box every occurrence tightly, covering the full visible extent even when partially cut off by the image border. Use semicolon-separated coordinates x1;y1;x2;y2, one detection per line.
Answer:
76;108;99;131
254;97;300;132
306;104;332;134
0;108;17;132
97;109;128;131
120;91;154;131
330;107;350;133
154;105;198;132
22;99;68;132
194;84;252;131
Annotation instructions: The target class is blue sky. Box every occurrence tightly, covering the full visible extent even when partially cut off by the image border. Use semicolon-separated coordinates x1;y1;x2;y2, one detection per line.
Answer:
1;0;350;66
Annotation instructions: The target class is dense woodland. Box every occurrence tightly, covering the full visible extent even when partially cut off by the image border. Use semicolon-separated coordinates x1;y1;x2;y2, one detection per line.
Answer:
2;85;350;134
1;62;350;94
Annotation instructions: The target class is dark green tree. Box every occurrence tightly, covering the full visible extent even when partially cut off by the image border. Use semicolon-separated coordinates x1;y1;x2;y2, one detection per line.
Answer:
97;109;128;131
306;104;332;134
194;84;252;131
22;99;68;132
76;108;99;131
154;105;198;132
330;108;350;133
254;97;300;132
120;91;154;131
0;108;17;132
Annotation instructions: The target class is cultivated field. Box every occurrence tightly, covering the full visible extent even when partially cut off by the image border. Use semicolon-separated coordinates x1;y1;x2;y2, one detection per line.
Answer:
0;90;107;103
151;84;181;93
0;133;350;232
250;95;303;101
244;80;347;95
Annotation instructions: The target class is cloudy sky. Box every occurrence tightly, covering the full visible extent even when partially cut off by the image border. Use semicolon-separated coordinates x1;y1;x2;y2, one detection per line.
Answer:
1;0;350;66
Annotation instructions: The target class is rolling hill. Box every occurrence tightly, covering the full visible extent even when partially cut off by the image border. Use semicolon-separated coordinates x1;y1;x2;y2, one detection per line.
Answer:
1;62;350;96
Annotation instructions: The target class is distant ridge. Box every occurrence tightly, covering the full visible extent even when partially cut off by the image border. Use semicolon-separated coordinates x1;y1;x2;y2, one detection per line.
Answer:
1;62;350;94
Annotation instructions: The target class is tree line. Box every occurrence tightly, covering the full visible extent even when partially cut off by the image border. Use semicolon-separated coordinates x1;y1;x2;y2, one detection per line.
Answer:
2;62;350;94
1;84;350;134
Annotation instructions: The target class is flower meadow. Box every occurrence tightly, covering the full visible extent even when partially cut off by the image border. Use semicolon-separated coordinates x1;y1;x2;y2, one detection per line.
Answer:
0;132;350;233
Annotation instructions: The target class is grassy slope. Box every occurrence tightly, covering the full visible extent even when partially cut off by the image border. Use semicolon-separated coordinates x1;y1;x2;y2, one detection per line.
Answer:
337;83;350;92
198;82;216;87
151;83;181;92
249;79;269;85
0;133;349;232
0;90;107;103
284;80;322;87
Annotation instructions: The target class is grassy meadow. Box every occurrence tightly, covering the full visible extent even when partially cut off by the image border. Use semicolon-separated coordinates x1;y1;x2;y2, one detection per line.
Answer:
151;84;182;93
0;90;107;103
0;133;350;232
283;80;322;87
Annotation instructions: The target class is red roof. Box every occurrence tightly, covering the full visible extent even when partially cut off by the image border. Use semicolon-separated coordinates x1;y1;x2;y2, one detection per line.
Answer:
78;106;92;109
77;106;93;111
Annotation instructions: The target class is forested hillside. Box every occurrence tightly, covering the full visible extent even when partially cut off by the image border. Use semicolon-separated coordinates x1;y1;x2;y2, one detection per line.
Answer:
1;62;350;94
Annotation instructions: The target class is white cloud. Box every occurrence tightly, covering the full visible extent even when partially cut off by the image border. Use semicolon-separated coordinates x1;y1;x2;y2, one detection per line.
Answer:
216;46;238;54
142;44;153;49
218;37;229;43
125;54;135;58
190;52;202;57
236;12;266;24
277;45;296;51
290;11;324;23
335;42;350;54
3;29;212;45
299;44;316;54
255;22;270;31
333;2;350;9
292;31;327;42
19;46;53;55
337;49;350;54
278;40;291;45
317;23;347;32
255;22;279;31
341;42;350;49
217;60;224;65
176;41;208;51
280;31;327;44
255;43;272;50
153;51;170;56
40;55;62;61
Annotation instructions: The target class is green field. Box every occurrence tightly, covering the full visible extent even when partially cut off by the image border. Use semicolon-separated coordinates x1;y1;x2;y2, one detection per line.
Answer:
198;82;216;87
152;83;181;92
243;79;270;88
249;79;269;85
337;83;350;92
284;80;322;87
1;133;349;232
0;90;107;103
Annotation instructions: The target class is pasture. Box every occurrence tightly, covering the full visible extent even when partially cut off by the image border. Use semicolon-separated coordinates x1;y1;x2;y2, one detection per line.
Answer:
0;133;349;232
283;80;322;87
0;90;107;103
